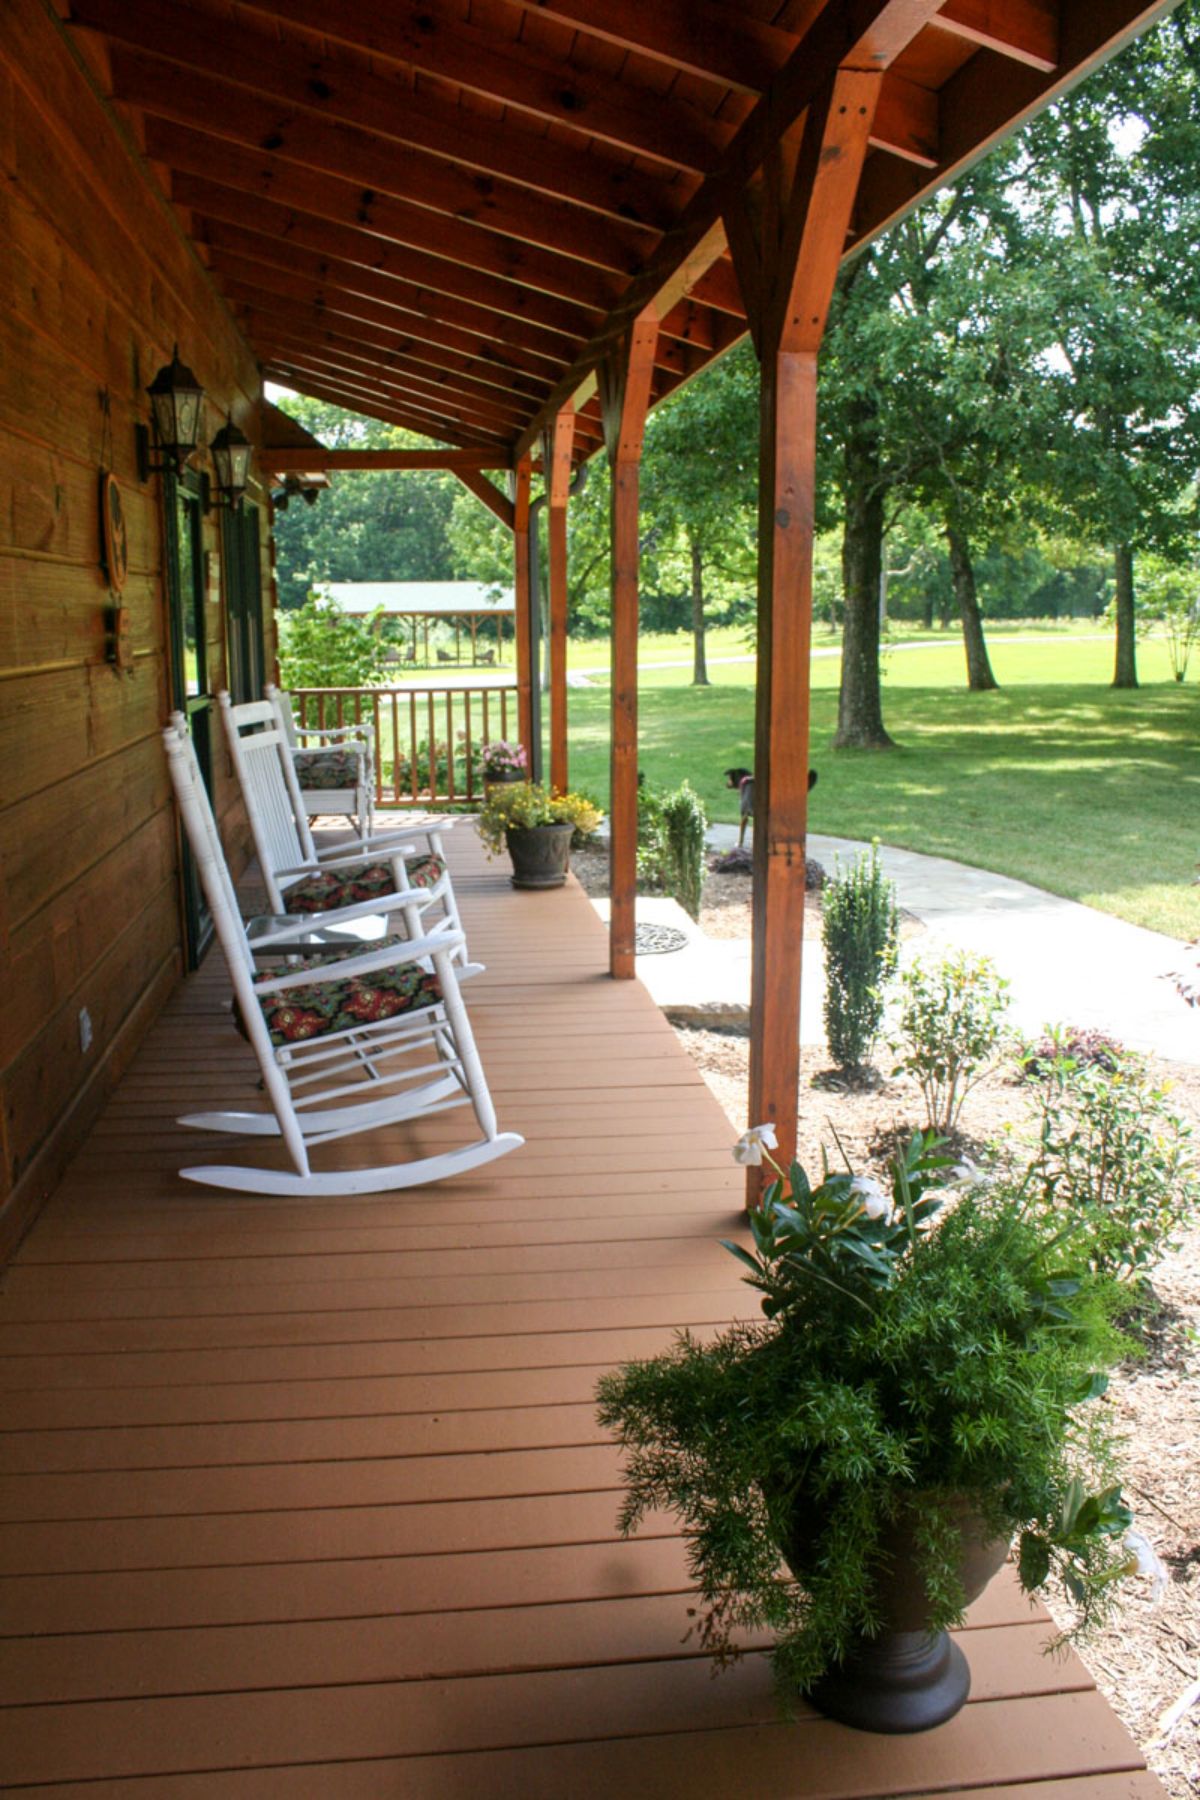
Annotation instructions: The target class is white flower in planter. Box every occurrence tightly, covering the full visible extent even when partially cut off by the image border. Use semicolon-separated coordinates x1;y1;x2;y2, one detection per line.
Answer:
850;1174;892;1220
946;1157;992;1191
733;1123;778;1166
1123;1528;1169;1601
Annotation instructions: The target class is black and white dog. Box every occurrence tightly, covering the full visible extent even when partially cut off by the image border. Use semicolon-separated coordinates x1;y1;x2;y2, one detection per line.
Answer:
724;766;818;847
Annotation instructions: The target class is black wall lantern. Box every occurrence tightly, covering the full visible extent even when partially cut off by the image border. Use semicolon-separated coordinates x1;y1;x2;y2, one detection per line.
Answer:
210;415;252;509
135;345;205;482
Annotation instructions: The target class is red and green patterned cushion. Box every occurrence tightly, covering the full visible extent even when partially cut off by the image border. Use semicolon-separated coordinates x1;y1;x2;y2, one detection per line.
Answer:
282;854;446;915
255;959;443;1046
296;749;365;792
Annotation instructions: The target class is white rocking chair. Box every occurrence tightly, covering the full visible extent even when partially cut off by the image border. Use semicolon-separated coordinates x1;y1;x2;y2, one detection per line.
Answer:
163;720;522;1196
217;692;482;980
266;683;374;840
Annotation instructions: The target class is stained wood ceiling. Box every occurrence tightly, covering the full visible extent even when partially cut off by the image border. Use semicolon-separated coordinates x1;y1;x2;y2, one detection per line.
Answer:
63;0;1176;463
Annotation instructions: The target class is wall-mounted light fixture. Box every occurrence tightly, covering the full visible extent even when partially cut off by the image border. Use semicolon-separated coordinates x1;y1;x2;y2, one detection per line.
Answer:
210;415;252;510
135;345;205;482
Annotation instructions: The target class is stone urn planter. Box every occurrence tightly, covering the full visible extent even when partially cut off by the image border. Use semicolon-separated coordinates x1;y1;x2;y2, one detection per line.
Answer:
787;1502;1010;1733
505;821;574;889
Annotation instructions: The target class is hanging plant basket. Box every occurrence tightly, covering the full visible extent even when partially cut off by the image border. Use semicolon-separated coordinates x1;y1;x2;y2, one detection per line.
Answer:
505;822;574;889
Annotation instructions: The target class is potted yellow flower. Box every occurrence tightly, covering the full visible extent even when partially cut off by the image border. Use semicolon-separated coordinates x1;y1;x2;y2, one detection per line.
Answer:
476;781;602;888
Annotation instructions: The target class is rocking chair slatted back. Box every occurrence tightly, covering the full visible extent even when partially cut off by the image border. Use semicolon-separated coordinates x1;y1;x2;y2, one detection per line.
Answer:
162;717;521;1196
216;693;479;980
266;683;375;841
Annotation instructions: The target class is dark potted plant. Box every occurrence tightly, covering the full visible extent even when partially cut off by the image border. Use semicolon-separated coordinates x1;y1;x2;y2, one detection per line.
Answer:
476;780;602;888
477;739;528;797
597;1128;1165;1733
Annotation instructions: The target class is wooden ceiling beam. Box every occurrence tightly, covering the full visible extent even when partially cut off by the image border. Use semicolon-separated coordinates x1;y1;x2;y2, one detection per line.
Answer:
455;471;516;531
114;48;655;278
850;0;1180;253
872;71;939;168
687;255;748;319
210;260;555;398
233;0;732;174
516;0;942;457
503;0;796;94
264;353;522;444
150;127;621;316
243;321;544;428
935;0;1058;72
265;366;509;449
229;303;547;424
174;174;596;351
249;327;538;433
264;449;512;474
199;224;566;381
69;0;686;232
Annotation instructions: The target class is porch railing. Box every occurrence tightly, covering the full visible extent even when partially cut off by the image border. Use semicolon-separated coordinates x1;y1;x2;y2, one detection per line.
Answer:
292;683;517;808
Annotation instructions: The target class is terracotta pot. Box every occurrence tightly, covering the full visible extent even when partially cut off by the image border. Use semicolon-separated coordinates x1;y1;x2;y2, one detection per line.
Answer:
783;1498;1010;1734
505;821;574;889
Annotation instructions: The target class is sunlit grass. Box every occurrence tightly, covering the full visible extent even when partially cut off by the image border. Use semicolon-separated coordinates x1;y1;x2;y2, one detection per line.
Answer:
561;632;1199;939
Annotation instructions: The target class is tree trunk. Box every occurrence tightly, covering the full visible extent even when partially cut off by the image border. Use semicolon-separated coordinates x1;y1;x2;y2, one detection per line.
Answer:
835;398;894;749
1112;543;1138;688
690;534;710;685
945;521;999;691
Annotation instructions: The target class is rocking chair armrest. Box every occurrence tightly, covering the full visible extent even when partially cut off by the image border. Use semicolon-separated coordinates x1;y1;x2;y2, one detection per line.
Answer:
253;926;466;993
306;834;433;870
358;816;456;848
246;886;442;950
297;841;427;876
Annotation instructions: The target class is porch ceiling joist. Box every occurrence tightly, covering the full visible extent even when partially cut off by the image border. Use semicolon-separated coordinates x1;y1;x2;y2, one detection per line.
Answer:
63;0;1179;464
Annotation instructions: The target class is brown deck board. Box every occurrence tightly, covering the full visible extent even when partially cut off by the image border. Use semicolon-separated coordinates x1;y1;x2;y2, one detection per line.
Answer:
0;836;1161;1795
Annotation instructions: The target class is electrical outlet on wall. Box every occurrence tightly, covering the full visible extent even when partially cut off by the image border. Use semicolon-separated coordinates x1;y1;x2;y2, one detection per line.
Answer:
78;1008;93;1054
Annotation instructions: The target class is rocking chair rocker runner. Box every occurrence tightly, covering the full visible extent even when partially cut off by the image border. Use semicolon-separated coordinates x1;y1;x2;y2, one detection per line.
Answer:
163;721;522;1196
218;692;482;980
266;683;374;840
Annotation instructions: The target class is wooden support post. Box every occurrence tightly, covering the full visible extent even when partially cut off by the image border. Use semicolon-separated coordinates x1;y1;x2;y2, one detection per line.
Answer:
599;311;658;979
511;456;534;765
725;70;882;1197
548;403;575;793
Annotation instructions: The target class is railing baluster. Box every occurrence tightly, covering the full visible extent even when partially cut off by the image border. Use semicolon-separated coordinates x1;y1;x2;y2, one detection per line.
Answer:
409;691;419;802
427;692;436;800
465;691;476;801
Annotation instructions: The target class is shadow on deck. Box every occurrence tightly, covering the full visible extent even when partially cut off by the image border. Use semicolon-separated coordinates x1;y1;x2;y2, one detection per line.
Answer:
0;834;1162;1795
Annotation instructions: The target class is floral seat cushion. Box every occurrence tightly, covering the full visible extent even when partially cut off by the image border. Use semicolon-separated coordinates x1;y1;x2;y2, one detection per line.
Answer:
282;854;446;914
253;958;443;1047
295;748;366;792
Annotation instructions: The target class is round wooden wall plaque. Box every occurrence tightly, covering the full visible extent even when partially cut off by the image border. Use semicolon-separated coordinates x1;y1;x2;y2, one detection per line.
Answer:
100;470;129;593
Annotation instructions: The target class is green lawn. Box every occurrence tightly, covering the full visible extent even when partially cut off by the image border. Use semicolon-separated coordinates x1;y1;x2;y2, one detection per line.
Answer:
560;632;1199;940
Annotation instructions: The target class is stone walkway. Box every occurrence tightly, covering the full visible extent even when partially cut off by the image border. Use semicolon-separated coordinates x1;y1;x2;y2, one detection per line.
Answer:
591;829;1198;1066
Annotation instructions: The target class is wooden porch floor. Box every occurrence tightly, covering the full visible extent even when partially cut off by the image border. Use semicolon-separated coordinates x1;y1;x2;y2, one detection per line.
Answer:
0;833;1163;1796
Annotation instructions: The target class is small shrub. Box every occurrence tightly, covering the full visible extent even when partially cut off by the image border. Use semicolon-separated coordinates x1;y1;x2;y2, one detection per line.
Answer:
891;952;1010;1132
659;783;708;920
384;738;468;794
277;592;388;689
1020;1025;1124;1082
1023;1048;1199;1281
636;774;667;889
821;843;899;1071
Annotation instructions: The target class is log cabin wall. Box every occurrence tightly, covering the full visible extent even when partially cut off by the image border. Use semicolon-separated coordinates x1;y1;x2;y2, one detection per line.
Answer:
0;1;273;1258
